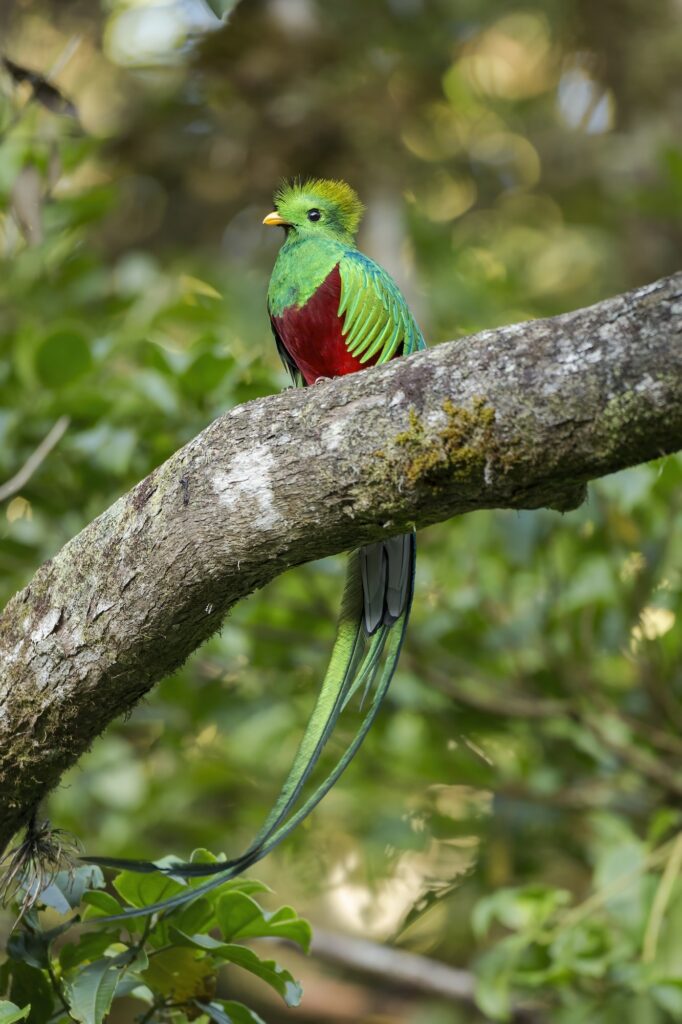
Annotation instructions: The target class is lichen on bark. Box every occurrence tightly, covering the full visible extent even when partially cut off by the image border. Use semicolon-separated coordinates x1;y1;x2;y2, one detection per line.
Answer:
392;397;497;485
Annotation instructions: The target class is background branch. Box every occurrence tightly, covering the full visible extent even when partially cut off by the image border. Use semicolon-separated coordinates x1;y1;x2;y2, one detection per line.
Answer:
309;926;477;1003
0;272;680;851
308;928;541;1022
0;416;70;504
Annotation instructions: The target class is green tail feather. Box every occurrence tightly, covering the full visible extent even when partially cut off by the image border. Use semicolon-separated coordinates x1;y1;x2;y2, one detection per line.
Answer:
83;537;415;922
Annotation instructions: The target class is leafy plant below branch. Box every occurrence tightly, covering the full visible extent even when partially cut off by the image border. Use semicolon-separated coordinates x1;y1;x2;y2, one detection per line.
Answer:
0;852;310;1024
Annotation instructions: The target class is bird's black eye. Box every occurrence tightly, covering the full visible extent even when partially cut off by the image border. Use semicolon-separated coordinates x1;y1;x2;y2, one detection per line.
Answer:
307;208;322;222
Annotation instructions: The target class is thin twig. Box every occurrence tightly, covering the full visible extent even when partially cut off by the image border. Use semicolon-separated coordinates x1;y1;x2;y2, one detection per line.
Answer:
427;666;568;719
642;831;682;963
582;709;682;798
46;956;76;1022
560;832;680;930
23;908;76;1021
137;1002;162;1024
47;35;83;80
0;415;70;503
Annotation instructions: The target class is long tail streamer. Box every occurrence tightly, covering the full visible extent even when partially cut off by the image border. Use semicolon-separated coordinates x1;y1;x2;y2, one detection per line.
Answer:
80;535;415;922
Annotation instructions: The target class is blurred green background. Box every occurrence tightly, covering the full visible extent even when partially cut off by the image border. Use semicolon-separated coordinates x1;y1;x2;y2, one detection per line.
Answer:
1;0;681;1020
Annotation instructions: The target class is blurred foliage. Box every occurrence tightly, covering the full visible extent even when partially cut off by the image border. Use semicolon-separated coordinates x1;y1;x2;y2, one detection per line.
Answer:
0;0;681;1021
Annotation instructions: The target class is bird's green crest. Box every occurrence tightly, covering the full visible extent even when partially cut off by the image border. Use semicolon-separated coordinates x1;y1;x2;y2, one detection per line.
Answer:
273;177;365;237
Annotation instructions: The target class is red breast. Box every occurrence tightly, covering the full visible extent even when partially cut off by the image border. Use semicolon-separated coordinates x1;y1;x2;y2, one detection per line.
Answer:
271;265;379;385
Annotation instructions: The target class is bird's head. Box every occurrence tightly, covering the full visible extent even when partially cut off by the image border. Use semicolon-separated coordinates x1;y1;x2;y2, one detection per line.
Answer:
263;178;364;242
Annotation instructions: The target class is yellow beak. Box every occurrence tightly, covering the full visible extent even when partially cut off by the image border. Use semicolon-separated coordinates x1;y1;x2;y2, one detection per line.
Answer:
263;211;288;226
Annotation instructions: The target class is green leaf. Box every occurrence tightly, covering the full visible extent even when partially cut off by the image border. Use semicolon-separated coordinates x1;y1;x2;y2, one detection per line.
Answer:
59;930;120;971
215;892;271;939
550;920;612;979
113;868;186;911
179;274;222;301
189;848;222;866
181;352;231;397
216;892;311;951
35;327;92;387
35;882;71;915
5;962;53;1024
141;948;214;1004
164;931;302;1006
211;944;302;1007
185;852;271;898
110;946;149;974
64;958;120;1024
196;1000;267;1024
0;1002;31;1024
173;897;215;936
653;981;682;1018
81;890;124;919
472;885;569;939
474;942;518;1022
7;930;50;970
47;868;104;909
167;929;222;951
218;879;272;898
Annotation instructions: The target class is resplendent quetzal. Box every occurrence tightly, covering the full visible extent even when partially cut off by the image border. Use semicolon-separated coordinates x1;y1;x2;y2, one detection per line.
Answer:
83;179;425;920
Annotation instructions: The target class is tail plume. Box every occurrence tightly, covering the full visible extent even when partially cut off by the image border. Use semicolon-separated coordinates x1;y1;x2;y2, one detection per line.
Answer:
81;534;416;921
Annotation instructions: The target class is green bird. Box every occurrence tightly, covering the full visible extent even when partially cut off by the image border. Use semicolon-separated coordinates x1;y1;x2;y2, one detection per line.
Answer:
82;179;425;920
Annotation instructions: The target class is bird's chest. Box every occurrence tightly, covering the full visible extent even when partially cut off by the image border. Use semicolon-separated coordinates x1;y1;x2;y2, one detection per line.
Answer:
268;239;338;313
271;264;376;385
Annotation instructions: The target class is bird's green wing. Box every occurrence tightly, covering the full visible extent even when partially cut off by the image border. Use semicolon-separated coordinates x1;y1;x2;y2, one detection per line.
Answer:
338;250;425;364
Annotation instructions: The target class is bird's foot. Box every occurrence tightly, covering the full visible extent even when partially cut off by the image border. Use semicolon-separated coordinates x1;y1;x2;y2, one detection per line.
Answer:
313;375;332;385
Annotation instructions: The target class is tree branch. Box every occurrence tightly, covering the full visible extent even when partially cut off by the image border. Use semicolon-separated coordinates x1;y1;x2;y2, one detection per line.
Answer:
0;272;680;850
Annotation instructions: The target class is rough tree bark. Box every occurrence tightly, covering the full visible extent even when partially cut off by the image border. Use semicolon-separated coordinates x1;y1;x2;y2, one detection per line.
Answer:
1;272;680;851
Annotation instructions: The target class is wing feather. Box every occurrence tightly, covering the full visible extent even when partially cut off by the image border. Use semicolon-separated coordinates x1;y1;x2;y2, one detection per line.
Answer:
362;315;395;360
350;315;388;358
338;251;425;364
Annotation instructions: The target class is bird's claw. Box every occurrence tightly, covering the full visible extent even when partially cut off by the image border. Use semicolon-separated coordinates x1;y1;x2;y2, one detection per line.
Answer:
313;375;332;385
